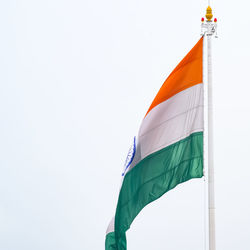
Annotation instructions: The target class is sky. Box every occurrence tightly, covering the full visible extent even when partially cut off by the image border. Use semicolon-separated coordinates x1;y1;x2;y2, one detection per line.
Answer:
1;0;250;249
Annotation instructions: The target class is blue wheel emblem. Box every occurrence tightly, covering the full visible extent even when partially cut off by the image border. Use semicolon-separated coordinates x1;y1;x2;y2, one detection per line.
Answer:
122;137;136;176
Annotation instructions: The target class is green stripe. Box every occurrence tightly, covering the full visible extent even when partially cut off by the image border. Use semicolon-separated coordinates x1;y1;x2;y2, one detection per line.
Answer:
106;132;203;250
105;232;116;250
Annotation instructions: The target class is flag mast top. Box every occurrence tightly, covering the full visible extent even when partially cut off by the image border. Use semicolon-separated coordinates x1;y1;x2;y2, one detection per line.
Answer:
201;5;217;250
201;6;218;37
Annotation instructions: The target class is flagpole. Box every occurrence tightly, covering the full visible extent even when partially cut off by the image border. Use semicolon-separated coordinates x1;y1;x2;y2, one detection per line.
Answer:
201;6;217;250
207;31;216;250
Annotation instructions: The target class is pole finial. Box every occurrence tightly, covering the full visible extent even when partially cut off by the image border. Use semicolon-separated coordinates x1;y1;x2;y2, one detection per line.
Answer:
206;6;213;21
201;6;218;37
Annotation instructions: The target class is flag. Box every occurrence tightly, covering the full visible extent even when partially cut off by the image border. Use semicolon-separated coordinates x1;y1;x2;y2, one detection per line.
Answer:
106;37;204;250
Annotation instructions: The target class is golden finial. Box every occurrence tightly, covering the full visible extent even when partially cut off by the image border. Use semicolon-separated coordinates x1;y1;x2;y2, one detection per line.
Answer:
205;6;213;21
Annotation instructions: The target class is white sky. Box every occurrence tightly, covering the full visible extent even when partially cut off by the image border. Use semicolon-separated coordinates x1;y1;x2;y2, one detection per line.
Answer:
1;0;250;249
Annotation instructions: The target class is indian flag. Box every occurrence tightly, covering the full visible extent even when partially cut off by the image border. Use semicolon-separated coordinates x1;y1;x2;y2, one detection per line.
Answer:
106;37;204;250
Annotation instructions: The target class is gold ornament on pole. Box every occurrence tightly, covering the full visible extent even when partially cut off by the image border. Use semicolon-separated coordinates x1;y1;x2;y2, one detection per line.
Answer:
205;6;213;21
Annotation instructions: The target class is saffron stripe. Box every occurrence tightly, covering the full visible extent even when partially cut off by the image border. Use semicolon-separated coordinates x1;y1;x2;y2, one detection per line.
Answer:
145;37;203;116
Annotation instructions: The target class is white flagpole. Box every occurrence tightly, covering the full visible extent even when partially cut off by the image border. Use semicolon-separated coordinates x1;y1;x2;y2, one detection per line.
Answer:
201;6;217;250
207;32;216;250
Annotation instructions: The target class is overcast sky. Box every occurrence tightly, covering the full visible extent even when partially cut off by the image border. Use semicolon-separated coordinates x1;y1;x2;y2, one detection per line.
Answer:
1;0;250;249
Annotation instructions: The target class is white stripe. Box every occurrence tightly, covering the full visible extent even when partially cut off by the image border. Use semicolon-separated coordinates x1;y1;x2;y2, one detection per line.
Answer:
106;217;114;234
129;84;203;170
139;83;203;159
